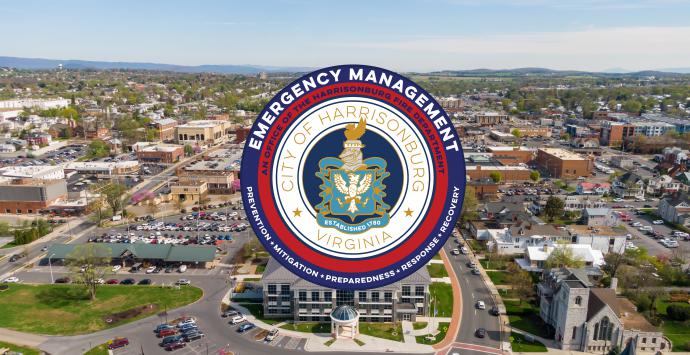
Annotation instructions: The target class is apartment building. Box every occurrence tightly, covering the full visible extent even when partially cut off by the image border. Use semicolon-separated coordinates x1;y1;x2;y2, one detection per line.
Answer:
536;148;593;179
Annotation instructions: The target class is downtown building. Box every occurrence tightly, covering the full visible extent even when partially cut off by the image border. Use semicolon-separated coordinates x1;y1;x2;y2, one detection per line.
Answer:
261;258;431;323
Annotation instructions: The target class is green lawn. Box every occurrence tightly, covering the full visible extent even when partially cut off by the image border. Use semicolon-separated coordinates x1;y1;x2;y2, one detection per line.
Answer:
510;332;548;352
429;282;453;317
415;322;450;345
413;321;428;330
504;300;553;339
359;322;403;342
427;264;449;278
0;284;202;335
83;343;109;355
280;322;331;333
255;263;267;274
239;303;286;325
0;340;40;355
480;259;510;270
467;239;486;252
652;299;690;351
487;270;509;285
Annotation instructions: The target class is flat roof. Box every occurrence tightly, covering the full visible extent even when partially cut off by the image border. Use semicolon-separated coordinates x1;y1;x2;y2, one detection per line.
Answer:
538;148;586;160
0;165;62;178
568;225;625;237
177;120;225;128
139;144;183;153
47;243;216;262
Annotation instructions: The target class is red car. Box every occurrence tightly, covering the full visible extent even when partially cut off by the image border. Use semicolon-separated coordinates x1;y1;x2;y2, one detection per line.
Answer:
158;328;178;338
108;337;129;350
106;279;119;284
164;341;186;351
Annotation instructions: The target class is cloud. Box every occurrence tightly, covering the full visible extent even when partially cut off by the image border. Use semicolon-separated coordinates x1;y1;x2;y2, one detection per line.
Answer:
323;26;690;70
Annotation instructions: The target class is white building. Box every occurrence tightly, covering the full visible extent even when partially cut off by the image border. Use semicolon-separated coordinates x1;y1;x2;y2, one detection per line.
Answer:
566;225;626;255
0;165;65;180
0;98;70;110
518;244;605;272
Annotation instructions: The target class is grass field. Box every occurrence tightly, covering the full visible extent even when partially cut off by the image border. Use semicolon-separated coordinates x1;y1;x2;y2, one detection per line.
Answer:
239;303;286;325
429;282;453;317
480;259;511;270
415;322;450;345
487;270;509;285
0;284;202;335
413;321;428;330
0;340;40;355
510;332;548;352
653;299;690;351
504;300;552;339
359;322;403;342
83;343;109;355
427;264;449;278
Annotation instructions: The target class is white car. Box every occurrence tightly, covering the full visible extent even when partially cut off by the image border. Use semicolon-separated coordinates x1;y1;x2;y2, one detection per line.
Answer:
652;220;664;225
2;276;20;283
95;278;105;284
476;300;486;310
230;315;247;325
146;266;157;274
460;247;469;255
451;249;460;255
112;265;122;272
613;198;624;202
176;278;191;285
631;222;642;227
265;328;279;342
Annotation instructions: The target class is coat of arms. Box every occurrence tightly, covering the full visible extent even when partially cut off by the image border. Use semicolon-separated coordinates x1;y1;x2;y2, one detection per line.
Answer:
315;119;391;233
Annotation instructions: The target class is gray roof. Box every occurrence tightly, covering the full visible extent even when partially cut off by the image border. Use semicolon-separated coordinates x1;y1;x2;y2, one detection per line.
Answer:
47;243;216;263
263;257;431;289
584;208;610;217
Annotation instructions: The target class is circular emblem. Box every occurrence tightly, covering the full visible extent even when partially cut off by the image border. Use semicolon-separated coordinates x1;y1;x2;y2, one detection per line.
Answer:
241;65;466;289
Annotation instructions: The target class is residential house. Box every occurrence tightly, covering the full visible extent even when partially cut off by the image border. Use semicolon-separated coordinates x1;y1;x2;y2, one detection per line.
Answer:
538;268;669;352
518;244;604;272
488;221;569;255
646;175;681;196
567;225;626;254
576;182;611;195
657;193;690;226
612;172;645;200
581;208;618;228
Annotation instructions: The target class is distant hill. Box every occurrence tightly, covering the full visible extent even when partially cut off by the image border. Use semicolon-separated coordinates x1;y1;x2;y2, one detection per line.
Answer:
425;67;689;78
0;56;312;74
1;56;689;77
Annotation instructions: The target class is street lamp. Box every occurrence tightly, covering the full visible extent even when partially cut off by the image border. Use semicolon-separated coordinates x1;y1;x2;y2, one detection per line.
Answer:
48;253;56;283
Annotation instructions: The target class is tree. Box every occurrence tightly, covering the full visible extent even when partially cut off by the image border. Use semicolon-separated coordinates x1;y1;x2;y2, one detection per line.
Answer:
530;170;541;183
506;262;535;305
184;144;194;157
511;129;522;139
607;346;621;355
545;244;585;269
461;186;478;222
102;183;127;215
66;244;112;300
489;171;503;184
543;196;565;221
86;140;110;159
0;221;11;236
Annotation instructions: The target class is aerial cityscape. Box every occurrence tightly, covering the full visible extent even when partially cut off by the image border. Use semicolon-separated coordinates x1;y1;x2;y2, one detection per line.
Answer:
1;1;690;355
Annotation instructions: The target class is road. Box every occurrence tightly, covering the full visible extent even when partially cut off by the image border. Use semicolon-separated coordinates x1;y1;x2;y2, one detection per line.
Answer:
442;237;502;354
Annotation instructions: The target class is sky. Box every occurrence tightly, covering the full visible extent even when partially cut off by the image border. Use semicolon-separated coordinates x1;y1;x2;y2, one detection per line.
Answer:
2;0;690;72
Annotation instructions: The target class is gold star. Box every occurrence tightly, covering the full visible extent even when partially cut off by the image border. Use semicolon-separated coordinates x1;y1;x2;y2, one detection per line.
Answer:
293;208;302;217
404;208;413;217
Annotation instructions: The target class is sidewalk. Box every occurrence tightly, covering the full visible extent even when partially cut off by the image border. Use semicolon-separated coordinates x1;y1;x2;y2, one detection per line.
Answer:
0;327;47;348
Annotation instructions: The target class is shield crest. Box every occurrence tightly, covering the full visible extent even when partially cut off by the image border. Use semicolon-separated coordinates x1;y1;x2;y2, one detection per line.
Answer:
329;169;377;219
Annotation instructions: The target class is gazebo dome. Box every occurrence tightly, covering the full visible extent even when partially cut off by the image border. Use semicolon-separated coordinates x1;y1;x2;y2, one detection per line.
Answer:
331;305;358;322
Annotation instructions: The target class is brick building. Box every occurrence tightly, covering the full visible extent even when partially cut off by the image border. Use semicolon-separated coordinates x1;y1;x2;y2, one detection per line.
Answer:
511;126;552;138
150;118;178;142
536;148;593;179
0;179;68;214
599;121;635;147
486;146;536;165
135;143;184;164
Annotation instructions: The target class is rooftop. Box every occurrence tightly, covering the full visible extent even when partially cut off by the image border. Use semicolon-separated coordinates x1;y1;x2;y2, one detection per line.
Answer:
568;225;625;237
177;120;225;128
538;148;587;161
46;243;216;263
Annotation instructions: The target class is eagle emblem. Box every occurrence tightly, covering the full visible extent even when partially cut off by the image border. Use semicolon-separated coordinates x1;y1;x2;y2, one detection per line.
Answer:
315;119;391;232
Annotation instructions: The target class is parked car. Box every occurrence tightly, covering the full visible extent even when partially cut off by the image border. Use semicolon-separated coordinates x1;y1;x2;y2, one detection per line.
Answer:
265;328;279;341
164;341;187;351
112;265;122;272
157;328;178;338
175;279;191;286
460;246;468;254
177;319;196;328
106;279;119;284
138;279;153;285
160;335;184;347
120;278;135;285
451;248;460;255
184;332;205;342
476;300;486;310
221;309;238;318
237;323;256;333
178;264;187;273
652;220;664;225
107;337;129;350
466;261;476;268
146;266;157;274
54;277;71;284
155;324;174;333
230;315;247;325
2;276;20;283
